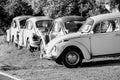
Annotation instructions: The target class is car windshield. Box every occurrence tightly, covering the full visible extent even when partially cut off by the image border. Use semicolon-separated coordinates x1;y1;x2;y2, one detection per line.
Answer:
79;18;94;33
36;20;53;28
20;19;28;28
65;21;83;33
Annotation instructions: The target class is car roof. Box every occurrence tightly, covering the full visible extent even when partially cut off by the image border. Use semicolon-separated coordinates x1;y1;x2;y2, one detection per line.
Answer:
27;16;53;22
54;16;86;23
90;13;120;23
13;15;33;21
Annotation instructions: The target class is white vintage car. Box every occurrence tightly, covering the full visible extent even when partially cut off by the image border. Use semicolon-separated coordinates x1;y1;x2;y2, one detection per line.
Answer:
40;16;85;56
18;16;53;51
48;16;85;40
6;16;32;44
44;13;120;68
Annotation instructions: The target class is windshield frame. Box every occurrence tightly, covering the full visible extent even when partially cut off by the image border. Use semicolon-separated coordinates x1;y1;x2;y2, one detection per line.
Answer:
79;18;94;33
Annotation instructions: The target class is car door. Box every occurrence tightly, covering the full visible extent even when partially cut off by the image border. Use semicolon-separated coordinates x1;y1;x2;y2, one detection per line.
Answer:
91;19;120;56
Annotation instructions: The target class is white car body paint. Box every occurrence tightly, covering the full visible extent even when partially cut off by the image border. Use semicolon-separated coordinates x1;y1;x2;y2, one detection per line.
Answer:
45;13;120;60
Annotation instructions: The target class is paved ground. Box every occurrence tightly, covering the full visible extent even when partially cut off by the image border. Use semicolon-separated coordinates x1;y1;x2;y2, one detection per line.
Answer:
0;72;21;80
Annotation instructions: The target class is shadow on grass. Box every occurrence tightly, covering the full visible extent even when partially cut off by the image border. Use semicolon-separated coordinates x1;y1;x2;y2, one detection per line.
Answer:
0;65;22;71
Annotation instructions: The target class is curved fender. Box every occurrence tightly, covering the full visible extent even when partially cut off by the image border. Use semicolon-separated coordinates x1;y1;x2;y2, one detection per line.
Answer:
61;41;91;60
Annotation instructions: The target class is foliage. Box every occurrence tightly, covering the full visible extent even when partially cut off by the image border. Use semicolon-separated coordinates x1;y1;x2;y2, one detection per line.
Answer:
23;0;46;15
5;0;33;16
0;0;119;30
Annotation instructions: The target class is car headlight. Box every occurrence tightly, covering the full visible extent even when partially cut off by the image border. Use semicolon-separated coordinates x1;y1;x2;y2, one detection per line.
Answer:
51;46;57;53
46;45;57;55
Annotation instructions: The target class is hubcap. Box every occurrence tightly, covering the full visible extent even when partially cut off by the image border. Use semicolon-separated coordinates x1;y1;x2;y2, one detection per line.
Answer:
66;51;80;65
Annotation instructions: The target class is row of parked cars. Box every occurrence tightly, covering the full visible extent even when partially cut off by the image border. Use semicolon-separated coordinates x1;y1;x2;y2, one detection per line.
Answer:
6;13;120;68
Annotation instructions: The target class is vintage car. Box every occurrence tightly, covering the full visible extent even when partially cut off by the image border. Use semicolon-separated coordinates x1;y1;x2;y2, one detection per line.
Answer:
40;16;85;56
6;16;32;44
44;13;120;68
18;16;53;51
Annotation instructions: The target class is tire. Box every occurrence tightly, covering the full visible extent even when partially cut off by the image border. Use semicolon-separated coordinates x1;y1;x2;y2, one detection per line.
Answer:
62;47;83;68
26;39;34;52
55;58;63;65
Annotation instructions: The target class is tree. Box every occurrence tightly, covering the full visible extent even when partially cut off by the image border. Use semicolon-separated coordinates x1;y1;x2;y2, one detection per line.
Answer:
23;0;46;15
5;0;33;16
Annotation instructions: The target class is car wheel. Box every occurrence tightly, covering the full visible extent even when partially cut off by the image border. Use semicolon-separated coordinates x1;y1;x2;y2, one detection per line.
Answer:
62;48;83;68
26;39;33;52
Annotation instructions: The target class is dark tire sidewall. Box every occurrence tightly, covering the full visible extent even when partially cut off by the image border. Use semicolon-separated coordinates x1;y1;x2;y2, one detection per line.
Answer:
62;48;82;68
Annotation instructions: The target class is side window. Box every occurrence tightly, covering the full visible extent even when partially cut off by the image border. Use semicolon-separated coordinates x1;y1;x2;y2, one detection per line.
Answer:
93;19;118;34
115;18;120;31
20;19;27;29
107;20;116;32
65;21;81;33
93;23;101;33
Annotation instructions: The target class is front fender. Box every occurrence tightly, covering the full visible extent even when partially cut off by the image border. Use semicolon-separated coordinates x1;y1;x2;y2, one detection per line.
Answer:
59;41;91;60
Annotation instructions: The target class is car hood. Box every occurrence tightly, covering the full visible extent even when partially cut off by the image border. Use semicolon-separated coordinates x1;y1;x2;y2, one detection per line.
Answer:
45;32;88;53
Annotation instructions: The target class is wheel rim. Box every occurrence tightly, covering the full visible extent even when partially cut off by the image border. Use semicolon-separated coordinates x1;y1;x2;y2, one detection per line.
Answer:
65;51;80;65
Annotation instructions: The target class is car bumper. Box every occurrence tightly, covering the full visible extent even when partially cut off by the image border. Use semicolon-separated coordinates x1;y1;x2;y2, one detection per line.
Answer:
43;52;58;60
